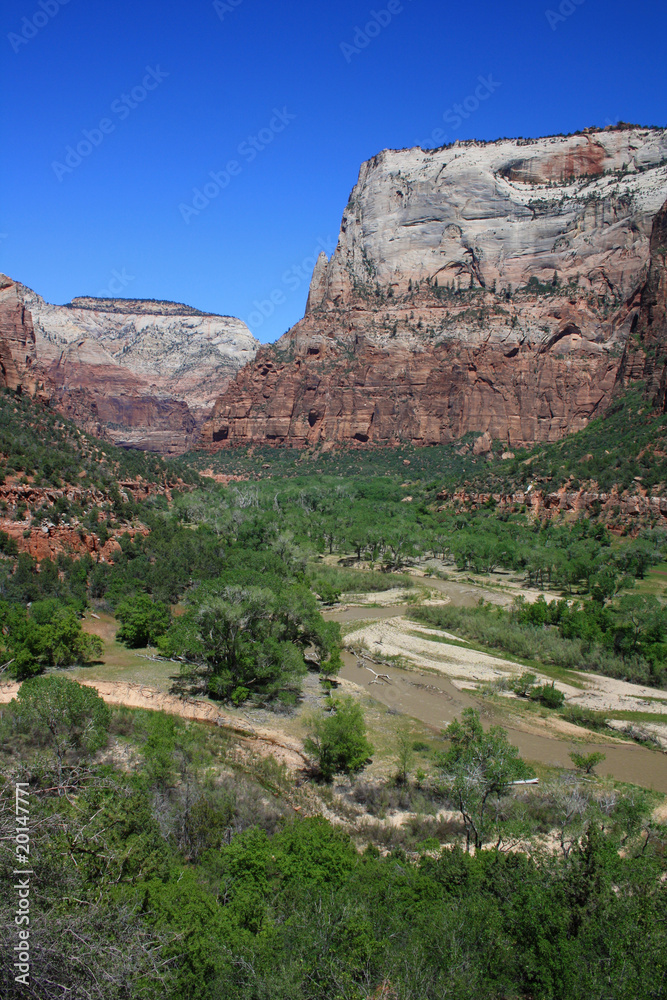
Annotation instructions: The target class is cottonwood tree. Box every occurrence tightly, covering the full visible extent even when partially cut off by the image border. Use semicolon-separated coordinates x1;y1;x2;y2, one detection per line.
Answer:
437;708;532;850
167;583;341;704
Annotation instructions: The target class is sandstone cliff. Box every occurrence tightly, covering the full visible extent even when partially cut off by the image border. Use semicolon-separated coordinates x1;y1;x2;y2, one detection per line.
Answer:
0;278;259;453
615;196;667;406
203;126;667;449
0;276;40;396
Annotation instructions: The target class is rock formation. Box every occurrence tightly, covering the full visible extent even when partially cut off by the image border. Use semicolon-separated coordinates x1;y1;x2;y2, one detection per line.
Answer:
0;276;40;395
0;277;259;453
438;486;667;529
203;126;667;449
615;196;667;406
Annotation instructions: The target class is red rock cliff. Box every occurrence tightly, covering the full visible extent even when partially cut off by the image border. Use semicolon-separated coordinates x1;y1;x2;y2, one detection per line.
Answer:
203;126;667;449
616;197;667;406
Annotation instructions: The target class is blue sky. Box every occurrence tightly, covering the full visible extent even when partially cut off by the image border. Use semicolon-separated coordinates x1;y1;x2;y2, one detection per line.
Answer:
1;0;666;343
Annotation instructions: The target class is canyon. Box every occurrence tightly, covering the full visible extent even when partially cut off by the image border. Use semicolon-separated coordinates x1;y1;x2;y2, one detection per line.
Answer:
203;125;667;450
0;276;258;453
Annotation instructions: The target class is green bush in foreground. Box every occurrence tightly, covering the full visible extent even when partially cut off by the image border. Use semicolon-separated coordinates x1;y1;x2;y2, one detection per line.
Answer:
1;676;110;788
305;696;374;780
437;708;533;850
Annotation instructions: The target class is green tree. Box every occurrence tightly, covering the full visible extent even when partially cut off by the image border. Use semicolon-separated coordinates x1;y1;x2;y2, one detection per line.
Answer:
166;583;340;704
569;750;606;775
6;676;110;789
437;708;532;850
0;601;102;679
116;593;172;647
305;697;374;781
395;725;415;785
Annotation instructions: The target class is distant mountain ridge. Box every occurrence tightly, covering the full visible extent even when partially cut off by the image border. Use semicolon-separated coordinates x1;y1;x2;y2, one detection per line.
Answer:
65;296;232;318
0;276;259;454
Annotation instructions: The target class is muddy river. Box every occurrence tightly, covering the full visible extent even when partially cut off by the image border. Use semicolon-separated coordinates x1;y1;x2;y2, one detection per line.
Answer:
326;599;667;794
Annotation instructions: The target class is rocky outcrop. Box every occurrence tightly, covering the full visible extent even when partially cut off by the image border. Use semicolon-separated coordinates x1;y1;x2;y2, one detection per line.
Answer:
438;486;667;527
0;277;259;453
615;196;667;406
0;480;177;561
204;126;667;449
0;276;40;395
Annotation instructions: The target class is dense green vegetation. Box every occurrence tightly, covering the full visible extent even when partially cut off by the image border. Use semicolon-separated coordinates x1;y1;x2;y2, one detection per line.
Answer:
494;389;667;494
1;390;666;695
304;695;374;780
0;554;103;678
2;385;667;998
1;679;664;1000
0;388;197;489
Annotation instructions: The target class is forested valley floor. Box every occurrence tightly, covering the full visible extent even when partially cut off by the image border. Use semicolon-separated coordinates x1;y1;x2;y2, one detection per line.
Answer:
1;386;667;999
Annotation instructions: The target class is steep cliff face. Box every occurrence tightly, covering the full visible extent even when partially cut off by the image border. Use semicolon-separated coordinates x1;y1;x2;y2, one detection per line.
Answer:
203;126;667;449
0;278;259;453
616;196;667;407
0;276;39;395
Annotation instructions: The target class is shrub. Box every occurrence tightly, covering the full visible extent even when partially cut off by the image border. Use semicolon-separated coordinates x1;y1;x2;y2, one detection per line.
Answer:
530;681;565;708
569;750;606;774
305;697;374;781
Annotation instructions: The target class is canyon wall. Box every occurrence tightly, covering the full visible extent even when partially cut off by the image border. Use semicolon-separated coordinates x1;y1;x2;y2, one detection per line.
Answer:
203;126;667;449
616;195;667;407
0;277;259;453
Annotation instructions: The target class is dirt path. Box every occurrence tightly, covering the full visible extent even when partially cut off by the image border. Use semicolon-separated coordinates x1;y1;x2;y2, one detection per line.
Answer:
0;679;309;769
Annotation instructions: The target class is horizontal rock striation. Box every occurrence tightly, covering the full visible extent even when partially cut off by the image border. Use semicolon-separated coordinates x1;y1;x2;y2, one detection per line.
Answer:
0;277;259;453
204;126;667;449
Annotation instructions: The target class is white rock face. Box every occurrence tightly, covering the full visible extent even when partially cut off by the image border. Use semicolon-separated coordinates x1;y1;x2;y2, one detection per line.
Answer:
18;287;259;414
310;127;667;347
204;127;667;451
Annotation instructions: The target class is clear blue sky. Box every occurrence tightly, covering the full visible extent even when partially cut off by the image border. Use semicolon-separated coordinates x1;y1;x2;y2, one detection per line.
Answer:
1;0;666;343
